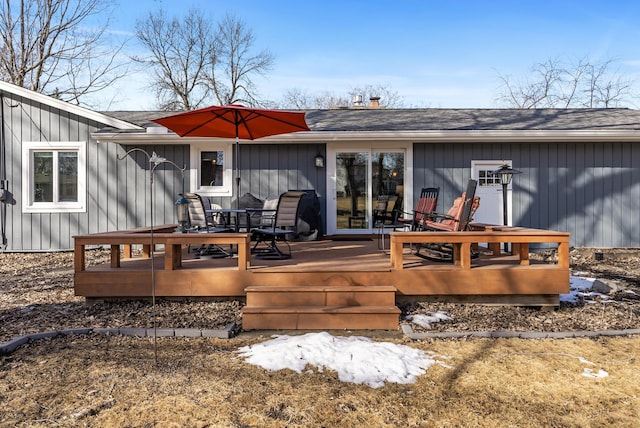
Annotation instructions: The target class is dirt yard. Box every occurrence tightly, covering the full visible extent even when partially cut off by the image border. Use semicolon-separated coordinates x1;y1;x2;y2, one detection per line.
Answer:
1;248;639;426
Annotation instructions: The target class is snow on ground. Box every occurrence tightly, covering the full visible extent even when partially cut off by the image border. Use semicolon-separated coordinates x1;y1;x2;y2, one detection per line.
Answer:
559;275;621;304
405;312;452;329
237;331;450;388
237;276;618;388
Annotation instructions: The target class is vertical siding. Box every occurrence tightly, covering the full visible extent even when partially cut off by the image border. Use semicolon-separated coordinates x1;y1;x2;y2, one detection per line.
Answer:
2;89;192;251
414;140;640;247
3;93;640;251
238;142;326;229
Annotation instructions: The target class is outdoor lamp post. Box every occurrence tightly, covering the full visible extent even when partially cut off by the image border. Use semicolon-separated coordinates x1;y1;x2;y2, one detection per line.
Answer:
175;194;190;233
493;162;521;253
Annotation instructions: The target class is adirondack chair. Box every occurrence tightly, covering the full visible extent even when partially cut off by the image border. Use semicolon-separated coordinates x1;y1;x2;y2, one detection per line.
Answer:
409;187;440;231
251;191;305;259
181;193;234;258
415;180;480;261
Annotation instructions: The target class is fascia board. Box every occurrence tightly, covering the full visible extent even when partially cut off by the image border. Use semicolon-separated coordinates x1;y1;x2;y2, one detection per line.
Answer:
93;129;640;144
0;80;141;130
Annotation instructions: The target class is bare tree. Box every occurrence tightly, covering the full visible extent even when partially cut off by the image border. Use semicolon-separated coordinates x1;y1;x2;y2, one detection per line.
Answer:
134;8;212;111
279;83;405;109
136;10;273;110
206;14;274;106
497;57;633;108
0;0;128;105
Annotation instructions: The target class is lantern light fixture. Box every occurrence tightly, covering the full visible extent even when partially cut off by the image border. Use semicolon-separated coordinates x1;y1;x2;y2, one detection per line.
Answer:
175;194;190;233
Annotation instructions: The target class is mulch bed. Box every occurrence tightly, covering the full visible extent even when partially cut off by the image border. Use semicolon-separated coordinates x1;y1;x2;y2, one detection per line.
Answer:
1;247;639;343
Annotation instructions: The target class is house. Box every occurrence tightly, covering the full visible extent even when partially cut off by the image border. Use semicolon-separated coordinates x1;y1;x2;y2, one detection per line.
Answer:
2;80;640;251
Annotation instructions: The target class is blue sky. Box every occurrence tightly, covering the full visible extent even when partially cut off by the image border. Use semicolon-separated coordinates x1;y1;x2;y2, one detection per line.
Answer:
100;0;640;110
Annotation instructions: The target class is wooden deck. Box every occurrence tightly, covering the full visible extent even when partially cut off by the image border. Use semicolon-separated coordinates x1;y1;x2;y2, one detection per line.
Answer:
73;224;570;330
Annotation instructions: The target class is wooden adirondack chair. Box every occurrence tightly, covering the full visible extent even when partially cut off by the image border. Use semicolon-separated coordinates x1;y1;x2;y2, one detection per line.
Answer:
415;180;480;261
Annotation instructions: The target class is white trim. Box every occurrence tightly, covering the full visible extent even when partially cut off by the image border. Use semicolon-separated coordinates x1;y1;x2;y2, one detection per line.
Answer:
93;128;640;144
0;80;141;130
471;160;513;226
22;141;87;213
189;142;233;197
326;141;413;235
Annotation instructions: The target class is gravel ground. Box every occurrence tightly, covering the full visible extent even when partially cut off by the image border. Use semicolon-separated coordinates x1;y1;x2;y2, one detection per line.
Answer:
1;247;639;343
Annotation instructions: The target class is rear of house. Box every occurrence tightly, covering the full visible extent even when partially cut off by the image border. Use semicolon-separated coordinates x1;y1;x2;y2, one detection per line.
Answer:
2;81;640;251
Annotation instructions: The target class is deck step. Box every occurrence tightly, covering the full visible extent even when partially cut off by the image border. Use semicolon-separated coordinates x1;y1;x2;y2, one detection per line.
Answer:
244;285;397;307
242;285;399;330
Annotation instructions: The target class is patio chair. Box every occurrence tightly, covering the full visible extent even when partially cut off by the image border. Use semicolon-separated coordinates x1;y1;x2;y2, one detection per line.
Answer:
405;187;440;231
181;193;233;258
246;195;279;230
415;180;480;261
372;195;391;226
251;191;305;260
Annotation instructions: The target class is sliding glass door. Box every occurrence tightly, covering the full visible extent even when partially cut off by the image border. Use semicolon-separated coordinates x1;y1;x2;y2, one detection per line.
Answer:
330;148;406;233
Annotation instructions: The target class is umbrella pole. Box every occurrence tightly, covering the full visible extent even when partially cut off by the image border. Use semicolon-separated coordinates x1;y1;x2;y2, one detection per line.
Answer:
235;137;240;209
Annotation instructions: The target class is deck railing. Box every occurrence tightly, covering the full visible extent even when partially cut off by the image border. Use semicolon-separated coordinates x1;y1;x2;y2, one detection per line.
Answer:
390;224;570;270
74;226;251;272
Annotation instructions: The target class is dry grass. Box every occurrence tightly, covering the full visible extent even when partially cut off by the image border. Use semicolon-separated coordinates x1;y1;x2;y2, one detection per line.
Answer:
2;248;640;426
1;333;638;427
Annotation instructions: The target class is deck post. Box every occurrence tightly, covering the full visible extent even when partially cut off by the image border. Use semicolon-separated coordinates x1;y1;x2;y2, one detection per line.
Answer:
390;235;404;270
459;243;471;269
110;245;121;268
74;240;85;273
164;243;180;270
518;243;530;265
237;238;249;270
557;240;570;269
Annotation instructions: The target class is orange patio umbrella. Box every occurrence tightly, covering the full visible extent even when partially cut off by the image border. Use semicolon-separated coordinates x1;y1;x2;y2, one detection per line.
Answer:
152;104;310;207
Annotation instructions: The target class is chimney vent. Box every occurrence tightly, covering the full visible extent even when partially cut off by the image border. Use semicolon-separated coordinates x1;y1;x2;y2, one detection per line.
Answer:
369;96;380;107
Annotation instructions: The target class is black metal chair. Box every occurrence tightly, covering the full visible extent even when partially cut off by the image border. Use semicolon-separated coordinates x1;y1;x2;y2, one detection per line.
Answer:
181;193;233;258
251;191;305;260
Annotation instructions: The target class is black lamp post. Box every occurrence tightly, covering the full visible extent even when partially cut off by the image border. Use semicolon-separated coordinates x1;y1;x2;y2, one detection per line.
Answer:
492;162;521;227
493;162;521;253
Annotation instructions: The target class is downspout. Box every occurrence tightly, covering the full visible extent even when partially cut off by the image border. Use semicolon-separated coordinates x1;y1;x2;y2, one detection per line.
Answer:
0;91;7;249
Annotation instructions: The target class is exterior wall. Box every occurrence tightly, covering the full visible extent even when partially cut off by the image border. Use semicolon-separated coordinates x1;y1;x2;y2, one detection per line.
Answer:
237;142;326;202
413;141;640;247
2;89;188;251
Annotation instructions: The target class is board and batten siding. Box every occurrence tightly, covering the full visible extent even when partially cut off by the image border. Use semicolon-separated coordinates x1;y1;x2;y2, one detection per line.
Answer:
240;143;326;203
413;141;640;247
3;90;189;251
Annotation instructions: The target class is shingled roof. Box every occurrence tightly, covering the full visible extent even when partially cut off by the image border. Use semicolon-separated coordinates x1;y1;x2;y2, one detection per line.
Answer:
104;108;640;132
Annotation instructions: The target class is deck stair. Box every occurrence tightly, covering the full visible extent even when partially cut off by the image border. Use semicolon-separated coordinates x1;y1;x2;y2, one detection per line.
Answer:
241;285;400;330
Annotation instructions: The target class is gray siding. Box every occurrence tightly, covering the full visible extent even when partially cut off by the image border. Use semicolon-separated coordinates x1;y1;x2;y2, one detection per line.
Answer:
240;143;326;201
2;91;189;251
414;141;640;247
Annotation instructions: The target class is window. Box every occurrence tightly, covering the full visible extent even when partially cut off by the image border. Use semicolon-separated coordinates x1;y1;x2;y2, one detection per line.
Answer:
190;142;232;196
478;169;501;187
22;141;86;213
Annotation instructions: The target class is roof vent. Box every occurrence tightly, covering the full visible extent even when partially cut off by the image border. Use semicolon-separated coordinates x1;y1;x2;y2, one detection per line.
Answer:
352;94;363;106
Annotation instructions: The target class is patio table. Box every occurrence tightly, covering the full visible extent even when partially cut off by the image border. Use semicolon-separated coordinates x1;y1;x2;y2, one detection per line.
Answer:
206;208;251;232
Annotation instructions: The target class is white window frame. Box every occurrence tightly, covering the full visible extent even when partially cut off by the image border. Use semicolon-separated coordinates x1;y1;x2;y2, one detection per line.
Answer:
22;141;87;213
189;142;233;197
